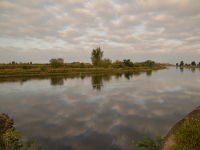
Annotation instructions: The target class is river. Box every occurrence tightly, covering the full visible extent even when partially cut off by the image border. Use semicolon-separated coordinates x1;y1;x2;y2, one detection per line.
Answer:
0;67;199;150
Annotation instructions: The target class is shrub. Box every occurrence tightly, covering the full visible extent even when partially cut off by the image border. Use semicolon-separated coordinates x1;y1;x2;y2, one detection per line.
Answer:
22;66;29;69
0;128;42;150
132;136;164;150
40;66;47;71
169;118;200;150
49;58;64;68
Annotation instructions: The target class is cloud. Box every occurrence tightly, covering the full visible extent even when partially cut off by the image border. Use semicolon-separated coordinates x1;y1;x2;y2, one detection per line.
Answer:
0;0;200;64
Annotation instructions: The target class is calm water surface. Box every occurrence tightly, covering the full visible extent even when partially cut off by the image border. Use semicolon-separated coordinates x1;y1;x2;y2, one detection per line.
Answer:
0;67;200;150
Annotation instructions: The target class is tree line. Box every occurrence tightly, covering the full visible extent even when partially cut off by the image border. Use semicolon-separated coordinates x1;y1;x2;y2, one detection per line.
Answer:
49;47;158;68
176;61;200;66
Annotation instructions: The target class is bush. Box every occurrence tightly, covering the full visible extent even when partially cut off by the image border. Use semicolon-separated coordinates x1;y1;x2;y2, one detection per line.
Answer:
22;66;29;69
49;58;64;68
0;128;42;150
132;136;164;150
169;118;200;150
40;66;47;71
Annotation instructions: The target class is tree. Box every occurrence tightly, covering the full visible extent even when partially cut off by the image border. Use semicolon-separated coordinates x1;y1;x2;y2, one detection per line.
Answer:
91;47;104;66
191;61;196;66
123;59;133;67
180;61;184;66
112;60;123;68
144;60;155;67
49;58;64;68
100;58;112;68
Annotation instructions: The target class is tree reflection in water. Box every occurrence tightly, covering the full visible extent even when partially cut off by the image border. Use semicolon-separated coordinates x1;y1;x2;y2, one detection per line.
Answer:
91;75;103;91
114;73;123;79
191;68;195;73
180;67;184;72
50;78;64;86
91;74;112;91
124;72;133;80
146;70;152;76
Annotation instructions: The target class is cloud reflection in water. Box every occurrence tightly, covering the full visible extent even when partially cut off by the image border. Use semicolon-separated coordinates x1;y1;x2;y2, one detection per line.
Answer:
0;67;199;150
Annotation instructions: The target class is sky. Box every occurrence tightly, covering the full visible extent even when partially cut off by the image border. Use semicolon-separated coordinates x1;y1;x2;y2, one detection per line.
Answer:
0;0;200;64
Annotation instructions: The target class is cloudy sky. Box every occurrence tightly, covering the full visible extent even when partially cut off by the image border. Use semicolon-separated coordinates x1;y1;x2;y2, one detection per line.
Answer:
0;0;200;64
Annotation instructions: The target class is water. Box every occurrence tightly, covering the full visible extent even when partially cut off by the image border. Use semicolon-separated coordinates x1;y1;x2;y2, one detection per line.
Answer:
0;67;199;150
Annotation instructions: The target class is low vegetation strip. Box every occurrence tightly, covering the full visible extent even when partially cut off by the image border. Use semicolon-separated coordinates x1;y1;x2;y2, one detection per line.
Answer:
0;64;166;77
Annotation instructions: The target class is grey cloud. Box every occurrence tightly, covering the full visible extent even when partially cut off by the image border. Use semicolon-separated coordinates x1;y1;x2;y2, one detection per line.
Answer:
87;0;119;21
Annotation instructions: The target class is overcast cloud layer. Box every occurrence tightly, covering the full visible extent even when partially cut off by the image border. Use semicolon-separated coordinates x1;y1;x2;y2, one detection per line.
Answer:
0;0;200;64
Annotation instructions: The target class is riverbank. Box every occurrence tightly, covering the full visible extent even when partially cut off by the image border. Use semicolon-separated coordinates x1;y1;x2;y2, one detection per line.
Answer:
0;65;166;78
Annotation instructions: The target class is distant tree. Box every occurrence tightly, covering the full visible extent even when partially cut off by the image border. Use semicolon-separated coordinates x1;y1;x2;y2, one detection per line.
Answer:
91;47;104;66
112;60;123;68
49;58;64;68
100;58;112;68
71;62;80;64
191;61;196;66
199;62;200;65
180;61;184;66
12;61;15;64
30;61;32;64
144;60;155;67
133;62;141;67
80;63;85;68
176;63;179;66
123;59;133;67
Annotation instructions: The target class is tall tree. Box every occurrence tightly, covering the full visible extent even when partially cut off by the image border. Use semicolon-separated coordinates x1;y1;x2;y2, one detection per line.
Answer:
91;47;104;66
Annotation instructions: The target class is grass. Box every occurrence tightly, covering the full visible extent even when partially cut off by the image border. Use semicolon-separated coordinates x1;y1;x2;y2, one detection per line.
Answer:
169;118;200;150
